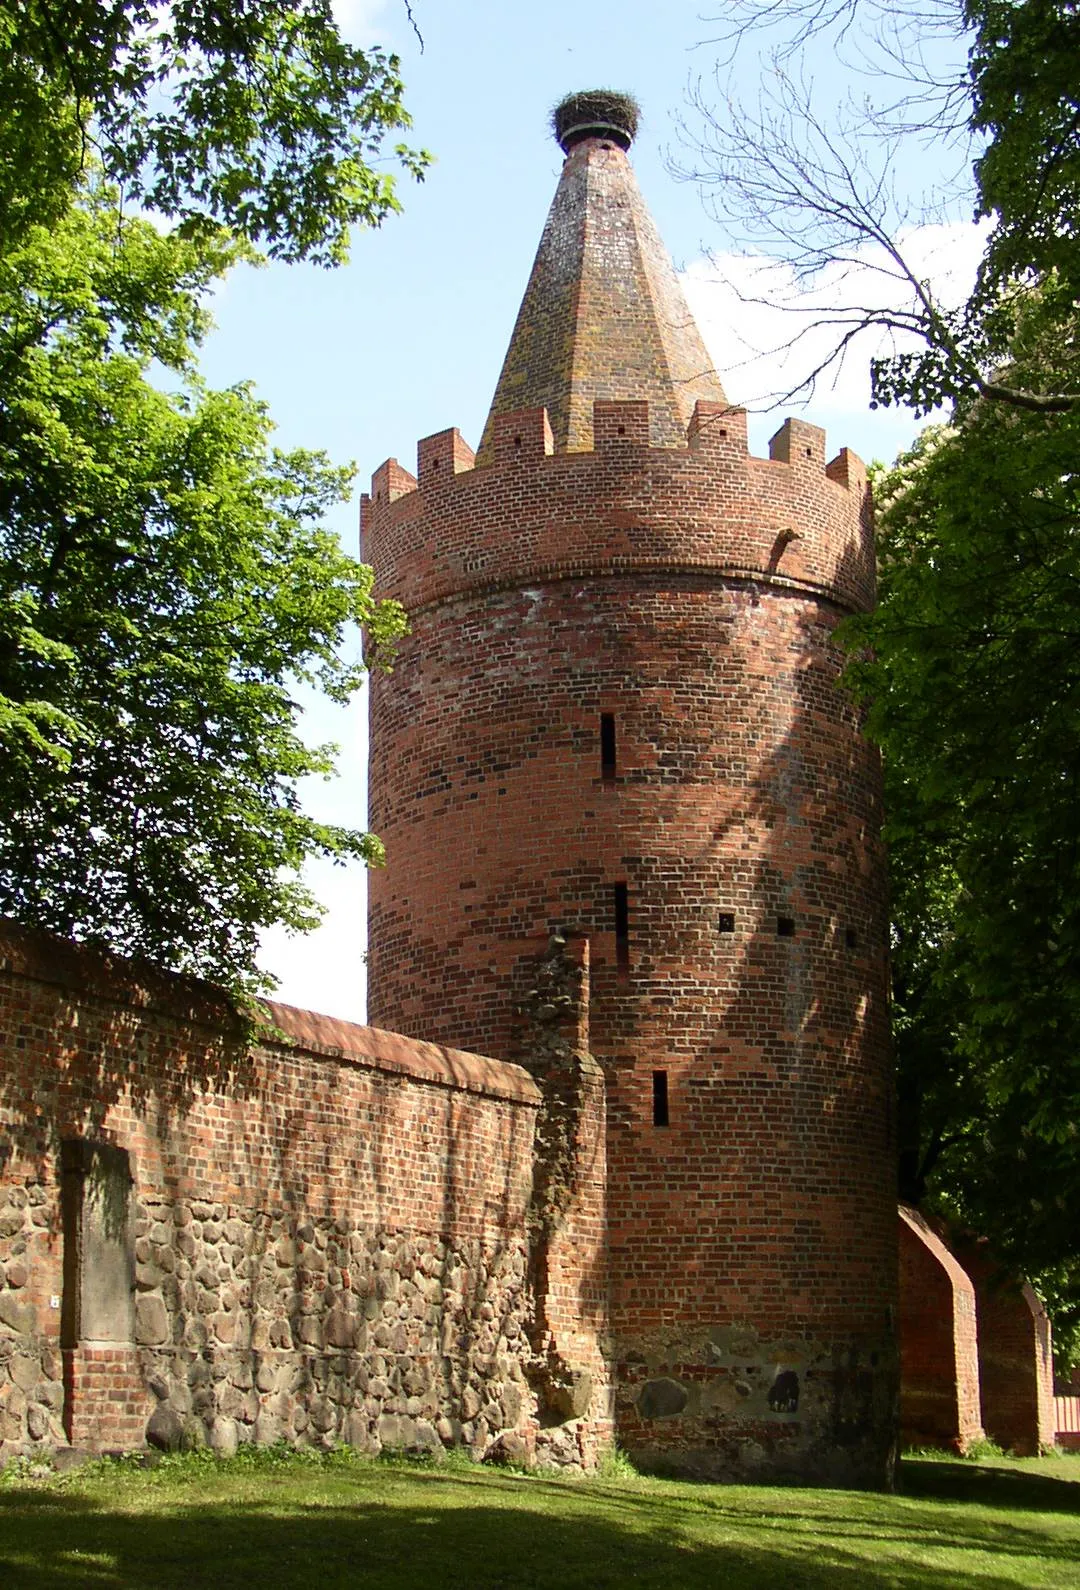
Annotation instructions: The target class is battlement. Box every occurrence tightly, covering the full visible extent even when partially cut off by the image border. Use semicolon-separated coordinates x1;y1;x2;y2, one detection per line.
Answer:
361;399;873;618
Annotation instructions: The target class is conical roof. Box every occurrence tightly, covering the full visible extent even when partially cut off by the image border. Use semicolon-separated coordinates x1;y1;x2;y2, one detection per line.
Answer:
477;117;726;460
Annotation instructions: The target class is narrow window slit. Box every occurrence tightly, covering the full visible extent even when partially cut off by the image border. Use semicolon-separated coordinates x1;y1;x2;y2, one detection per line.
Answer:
652;1070;669;1128
613;882;629;980
717;911;735;934
600;713;616;780
777;915;796;938
845;926;858;950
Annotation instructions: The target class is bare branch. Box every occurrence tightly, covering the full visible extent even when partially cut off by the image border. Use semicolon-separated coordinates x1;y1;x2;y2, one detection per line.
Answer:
676;19;1080;416
400;0;424;53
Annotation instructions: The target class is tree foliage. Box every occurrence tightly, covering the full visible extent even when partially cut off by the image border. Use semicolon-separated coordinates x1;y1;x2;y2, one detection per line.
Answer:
844;295;1080;1354
0;3;421;992
0;1;429;263
0;185;406;992
970;0;1080;301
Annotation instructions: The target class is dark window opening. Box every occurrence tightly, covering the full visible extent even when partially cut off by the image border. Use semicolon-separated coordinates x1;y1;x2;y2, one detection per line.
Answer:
845;926;859;950
777;915;796;938
614;882;629;980
600;713;616;780
717;911;736;934
652;1070;670;1128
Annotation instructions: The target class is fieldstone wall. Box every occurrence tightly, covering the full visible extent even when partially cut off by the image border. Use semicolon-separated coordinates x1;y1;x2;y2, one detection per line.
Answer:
131;1202;532;1458
0;1182;65;1449
0;920;610;1469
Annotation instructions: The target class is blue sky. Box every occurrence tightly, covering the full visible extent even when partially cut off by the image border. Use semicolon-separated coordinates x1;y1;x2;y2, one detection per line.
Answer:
193;1;978;1022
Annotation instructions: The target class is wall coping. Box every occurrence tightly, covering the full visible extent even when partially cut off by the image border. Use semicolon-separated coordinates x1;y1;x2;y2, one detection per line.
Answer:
0;918;540;1108
899;1204;978;1302
261;1000;541;1105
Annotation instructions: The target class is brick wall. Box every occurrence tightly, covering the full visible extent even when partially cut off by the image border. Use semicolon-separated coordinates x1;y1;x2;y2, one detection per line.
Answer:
951;1236;1054;1455
898;1207;983;1451
0;920;607;1467
476;138;728;456
364;400;897;1486
363;402;875;623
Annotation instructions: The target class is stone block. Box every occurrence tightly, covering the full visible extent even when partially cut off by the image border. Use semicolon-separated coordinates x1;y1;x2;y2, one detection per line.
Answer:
9;1355;38;1392
209;1416;239;1457
0;1295;34;1335
146;1404;185;1453
135;1294;169;1346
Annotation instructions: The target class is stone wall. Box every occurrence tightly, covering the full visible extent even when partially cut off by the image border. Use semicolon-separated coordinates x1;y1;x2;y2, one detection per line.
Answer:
0;920;609;1468
0;1182;64;1449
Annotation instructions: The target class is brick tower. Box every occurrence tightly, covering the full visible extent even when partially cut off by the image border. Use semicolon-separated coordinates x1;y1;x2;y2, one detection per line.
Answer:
362;92;898;1485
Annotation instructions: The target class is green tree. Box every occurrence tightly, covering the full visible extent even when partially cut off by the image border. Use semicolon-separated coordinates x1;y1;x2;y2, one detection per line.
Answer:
0;183;406;992
844;298;1080;1353
0;0;429;262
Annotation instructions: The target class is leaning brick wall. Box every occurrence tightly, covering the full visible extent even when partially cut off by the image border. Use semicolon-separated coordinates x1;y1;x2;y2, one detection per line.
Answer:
952;1237;1055;1456
0;921;570;1464
898;1207;983;1452
364;400;897;1486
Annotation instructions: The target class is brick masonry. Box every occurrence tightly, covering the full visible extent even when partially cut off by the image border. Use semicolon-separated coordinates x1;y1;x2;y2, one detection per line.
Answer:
898;1207;983;1452
898;1210;1055;1455
0;921;607;1468
363;374;897;1484
950;1234;1054;1455
477;138;727;457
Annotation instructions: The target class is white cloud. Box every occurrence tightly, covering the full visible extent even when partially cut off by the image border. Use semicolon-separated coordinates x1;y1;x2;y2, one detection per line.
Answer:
331;0;392;43
681;218;989;459
260;859;369;1023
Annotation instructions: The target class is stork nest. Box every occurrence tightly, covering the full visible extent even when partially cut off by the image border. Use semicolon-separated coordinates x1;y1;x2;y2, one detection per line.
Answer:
551;90;641;153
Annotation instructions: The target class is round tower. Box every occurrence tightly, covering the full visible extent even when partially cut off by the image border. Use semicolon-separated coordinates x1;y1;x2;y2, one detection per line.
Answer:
363;97;897;1486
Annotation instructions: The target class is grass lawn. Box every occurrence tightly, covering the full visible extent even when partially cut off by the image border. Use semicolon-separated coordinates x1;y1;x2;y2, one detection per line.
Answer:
2;1446;1079;1589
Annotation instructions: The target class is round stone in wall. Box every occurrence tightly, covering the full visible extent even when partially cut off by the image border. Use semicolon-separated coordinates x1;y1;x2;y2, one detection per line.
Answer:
636;1378;688;1419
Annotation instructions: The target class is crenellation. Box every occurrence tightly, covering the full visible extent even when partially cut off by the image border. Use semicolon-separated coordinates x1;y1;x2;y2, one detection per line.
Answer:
417;427;476;485
364;399;874;619
825;446;867;494
687;399;749;460
769;416;828;470
369;456;418;507
491;407;554;464
593;399;650;451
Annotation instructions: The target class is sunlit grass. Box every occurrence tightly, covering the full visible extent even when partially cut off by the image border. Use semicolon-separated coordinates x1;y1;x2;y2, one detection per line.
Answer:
2;1445;1079;1588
